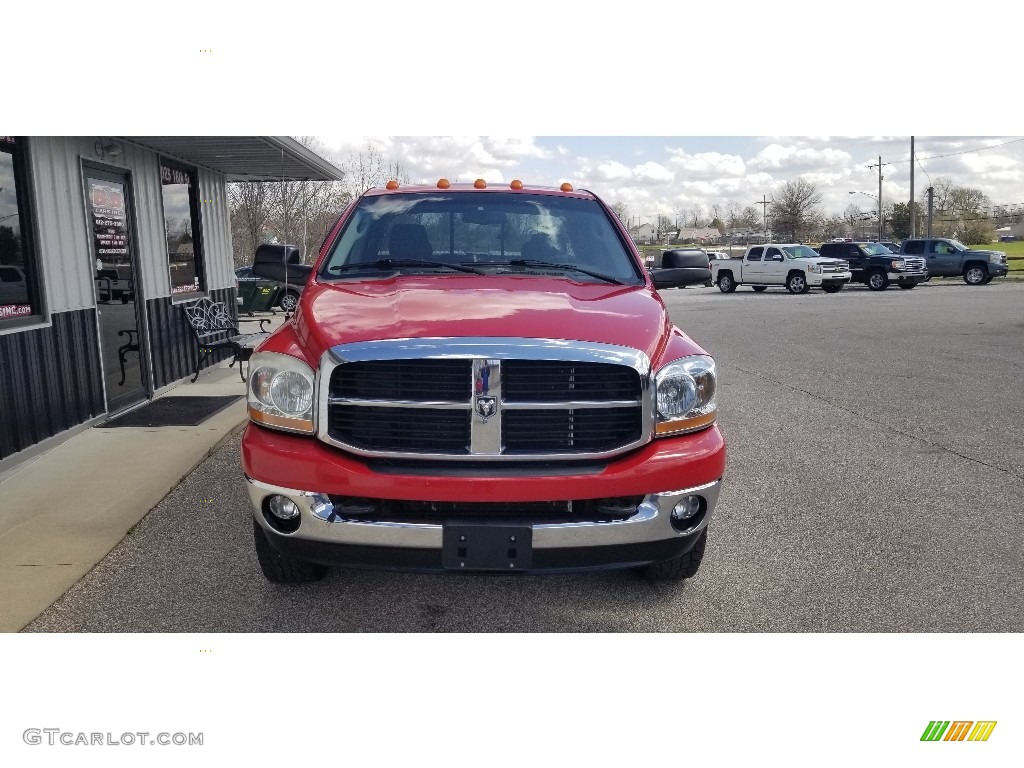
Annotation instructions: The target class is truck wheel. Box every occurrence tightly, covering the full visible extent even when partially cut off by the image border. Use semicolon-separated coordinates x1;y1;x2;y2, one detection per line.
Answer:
867;270;889;291
278;289;301;312
640;530;707;581
252;519;327;583
752;286;767;292
821;283;843;293
963;264;988;285
718;273;737;293
786;272;809;294
898;280;916;290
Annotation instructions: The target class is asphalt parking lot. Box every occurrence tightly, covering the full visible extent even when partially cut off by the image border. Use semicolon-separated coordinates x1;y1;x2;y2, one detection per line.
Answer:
25;280;1024;632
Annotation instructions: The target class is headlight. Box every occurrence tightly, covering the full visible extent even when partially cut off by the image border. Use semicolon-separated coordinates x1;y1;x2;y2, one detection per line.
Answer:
247;352;315;434
891;259;905;270
808;264;822;273
989;252;1005;264
654;355;717;436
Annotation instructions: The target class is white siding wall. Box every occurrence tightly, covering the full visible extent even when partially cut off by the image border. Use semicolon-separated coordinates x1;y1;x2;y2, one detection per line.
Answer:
26;137;232;314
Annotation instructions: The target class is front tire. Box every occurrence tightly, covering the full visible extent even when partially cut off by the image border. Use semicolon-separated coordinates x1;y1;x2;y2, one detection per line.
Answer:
786;272;809;294
640;531;707;581
253;519;327;583
718;273;737;293
963;264;988;285
867;270;889;291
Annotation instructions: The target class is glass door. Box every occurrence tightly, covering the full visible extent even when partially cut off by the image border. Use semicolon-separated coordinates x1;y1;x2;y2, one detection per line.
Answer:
83;165;148;412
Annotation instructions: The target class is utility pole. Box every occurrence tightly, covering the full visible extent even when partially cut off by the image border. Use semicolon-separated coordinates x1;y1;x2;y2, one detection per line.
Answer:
927;186;934;238
757;195;769;241
909;136;915;238
868;156;884;241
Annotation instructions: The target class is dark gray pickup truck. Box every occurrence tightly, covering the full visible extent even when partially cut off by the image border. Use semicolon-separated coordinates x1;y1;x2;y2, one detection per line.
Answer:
899;238;1008;285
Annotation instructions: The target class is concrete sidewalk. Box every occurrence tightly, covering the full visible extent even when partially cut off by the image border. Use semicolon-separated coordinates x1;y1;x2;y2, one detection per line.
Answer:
0;362;254;632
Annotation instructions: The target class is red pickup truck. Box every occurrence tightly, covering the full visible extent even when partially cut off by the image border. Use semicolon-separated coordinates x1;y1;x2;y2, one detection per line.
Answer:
243;180;725;583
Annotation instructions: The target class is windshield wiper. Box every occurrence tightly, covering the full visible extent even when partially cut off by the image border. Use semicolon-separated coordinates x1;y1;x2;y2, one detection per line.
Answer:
327;258;485;275
486;259;624;285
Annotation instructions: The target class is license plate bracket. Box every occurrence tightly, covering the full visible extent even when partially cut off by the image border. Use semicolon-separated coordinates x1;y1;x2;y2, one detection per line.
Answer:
442;523;533;571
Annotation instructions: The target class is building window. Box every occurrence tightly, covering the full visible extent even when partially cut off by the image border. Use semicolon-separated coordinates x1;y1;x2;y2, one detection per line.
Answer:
160;161;205;296
0;136;41;324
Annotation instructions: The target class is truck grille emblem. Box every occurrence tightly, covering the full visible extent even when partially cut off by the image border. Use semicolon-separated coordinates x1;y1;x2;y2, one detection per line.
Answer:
475;396;497;422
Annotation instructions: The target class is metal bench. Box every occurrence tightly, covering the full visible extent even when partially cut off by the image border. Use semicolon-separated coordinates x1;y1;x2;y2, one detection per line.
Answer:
183;297;271;382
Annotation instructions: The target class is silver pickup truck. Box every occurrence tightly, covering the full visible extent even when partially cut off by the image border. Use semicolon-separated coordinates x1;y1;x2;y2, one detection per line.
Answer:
899;238;1008;285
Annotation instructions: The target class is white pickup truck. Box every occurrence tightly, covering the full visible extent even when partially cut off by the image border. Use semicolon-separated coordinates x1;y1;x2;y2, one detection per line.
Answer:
711;244;852;294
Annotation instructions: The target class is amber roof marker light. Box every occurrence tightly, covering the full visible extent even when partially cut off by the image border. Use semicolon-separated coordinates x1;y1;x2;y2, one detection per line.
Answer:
510;179;524;190
437;178;451;189
560;182;574;192
385;180;400;190
473;179;487;189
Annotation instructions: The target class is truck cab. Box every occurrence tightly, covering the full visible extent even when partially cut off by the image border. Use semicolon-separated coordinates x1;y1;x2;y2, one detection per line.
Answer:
900;238;1008;284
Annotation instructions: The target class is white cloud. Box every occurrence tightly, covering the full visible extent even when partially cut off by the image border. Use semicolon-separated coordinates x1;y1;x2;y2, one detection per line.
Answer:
633;162;674;185
749;143;852;171
667;149;746;177
595;161;632;182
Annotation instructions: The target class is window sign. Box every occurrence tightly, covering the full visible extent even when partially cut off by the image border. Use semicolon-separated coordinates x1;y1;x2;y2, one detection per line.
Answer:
160;161;204;296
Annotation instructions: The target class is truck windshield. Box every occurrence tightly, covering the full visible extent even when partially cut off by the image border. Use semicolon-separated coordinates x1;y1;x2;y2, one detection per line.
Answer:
783;245;819;259
320;192;643;285
949;239;968;251
861;243;892;255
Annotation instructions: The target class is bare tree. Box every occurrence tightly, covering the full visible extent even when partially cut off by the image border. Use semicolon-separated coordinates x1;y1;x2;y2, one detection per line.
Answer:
228;182;274;266
770;179;822;242
610;202;630;227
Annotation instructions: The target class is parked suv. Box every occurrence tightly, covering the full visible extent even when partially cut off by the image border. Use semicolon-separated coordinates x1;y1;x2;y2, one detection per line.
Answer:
900;238;1008;285
245;180;723;583
817;241;928;291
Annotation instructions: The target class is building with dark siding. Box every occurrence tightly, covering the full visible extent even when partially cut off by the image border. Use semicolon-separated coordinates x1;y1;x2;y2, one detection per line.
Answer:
0;136;342;468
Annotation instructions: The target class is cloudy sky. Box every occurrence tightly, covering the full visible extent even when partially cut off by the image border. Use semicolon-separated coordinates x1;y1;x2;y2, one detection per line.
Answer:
317;135;1024;224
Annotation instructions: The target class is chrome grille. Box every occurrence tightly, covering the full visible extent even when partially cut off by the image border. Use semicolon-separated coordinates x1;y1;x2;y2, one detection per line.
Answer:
320;338;650;461
820;260;849;274
902;257;926;271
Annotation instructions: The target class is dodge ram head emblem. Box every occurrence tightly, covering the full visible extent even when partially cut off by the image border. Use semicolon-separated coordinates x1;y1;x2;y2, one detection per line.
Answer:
475;396;497;422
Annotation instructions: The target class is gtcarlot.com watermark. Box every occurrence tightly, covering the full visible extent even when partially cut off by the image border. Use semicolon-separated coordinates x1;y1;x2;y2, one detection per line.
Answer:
23;728;203;747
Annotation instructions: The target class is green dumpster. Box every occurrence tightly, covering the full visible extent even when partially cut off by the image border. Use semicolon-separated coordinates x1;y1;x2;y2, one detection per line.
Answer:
237;279;281;315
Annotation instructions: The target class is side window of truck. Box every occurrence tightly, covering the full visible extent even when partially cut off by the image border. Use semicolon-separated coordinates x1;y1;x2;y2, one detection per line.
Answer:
746;248;763;261
764;247;782;261
903;240;925;255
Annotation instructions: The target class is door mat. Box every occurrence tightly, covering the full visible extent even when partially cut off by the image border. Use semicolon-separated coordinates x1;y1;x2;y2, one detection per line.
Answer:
97;396;243;428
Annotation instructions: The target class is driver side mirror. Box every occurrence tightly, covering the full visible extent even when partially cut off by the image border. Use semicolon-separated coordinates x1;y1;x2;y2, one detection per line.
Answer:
651;267;712;289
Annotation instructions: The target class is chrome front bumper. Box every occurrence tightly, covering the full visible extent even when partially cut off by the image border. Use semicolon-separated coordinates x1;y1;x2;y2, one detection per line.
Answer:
246;476;722;551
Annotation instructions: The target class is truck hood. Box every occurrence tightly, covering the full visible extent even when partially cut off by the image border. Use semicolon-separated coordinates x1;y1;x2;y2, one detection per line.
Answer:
289;275;700;365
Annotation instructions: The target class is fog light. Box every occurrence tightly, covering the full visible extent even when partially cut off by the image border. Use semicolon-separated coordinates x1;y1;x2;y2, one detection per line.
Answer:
268;495;300;520
671;496;701;522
